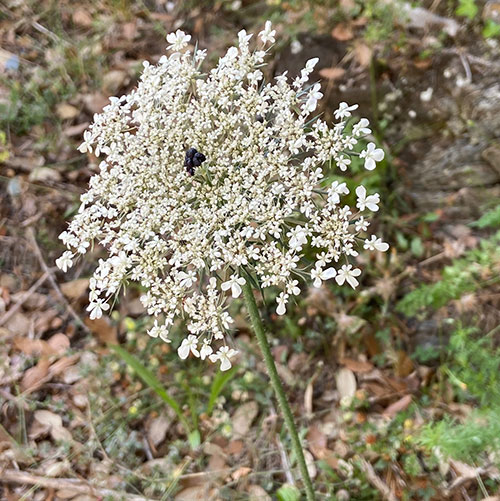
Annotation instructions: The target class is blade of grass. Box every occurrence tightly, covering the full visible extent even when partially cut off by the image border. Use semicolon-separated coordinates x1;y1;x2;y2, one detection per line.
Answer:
181;376;199;430
207;366;237;415
110;344;190;433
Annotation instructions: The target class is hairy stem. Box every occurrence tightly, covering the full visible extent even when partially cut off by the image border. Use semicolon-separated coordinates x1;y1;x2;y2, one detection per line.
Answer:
242;281;315;501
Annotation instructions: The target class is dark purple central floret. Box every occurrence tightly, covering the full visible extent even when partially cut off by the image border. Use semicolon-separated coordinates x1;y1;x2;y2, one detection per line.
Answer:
184;148;206;176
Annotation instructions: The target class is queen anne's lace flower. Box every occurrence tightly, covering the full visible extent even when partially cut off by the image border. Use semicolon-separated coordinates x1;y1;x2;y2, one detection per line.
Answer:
360;142;385;171
221;275;246;299
57;22;387;370
166;29;191;51
335;264;362;289
178;335;200;359
56;251;73;273
311;267;337;288
356;186;380;212
259;21;276;44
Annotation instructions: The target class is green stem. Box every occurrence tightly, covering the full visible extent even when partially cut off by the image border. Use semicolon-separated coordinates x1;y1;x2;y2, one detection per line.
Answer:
242;281;315;501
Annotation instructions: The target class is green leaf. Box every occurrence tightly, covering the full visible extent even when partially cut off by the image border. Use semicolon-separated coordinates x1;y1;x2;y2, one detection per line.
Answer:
421;211;440;223
456;0;478;19
110;344;190;432
395;231;409;251
276;484;301;501
188;429;201;449
483;20;500;38
410;236;424;257
207;366;238;415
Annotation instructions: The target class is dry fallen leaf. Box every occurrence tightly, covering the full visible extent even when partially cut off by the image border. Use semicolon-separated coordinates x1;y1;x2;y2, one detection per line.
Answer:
383;395;412;418
47;333;70;355
64;122;90;137
33;410;74;444
102;70;128;95
232;401;259;438
304;378;314;416
83;93;109;115
318;67;346;81
5;312;32;336
248;485;271;501
335;368;357;403
44;460;69;477
62;365;82;384
49;355;80;378
304;449;317;479
148;414;170;447
72;8;93;28
56;488;81;499
331;23;354;41
175;486;212;500
231;466;252;481
449;459;479;480
21;357;51;391
84;316;118;344
56;103;80;120
395;350;414;377
29;167;62;183
307;423;328;459
354;42;373;67
340;357;374;373
207;450;227;473
276;363;295;386
34;409;63;429
335;312;366;336
122;21;137;41
50;425;73;443
226;439;244;456
60;278;89;301
14;337;52;356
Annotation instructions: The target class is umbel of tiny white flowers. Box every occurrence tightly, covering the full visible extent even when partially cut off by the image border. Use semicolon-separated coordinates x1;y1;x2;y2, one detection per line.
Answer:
56;22;387;372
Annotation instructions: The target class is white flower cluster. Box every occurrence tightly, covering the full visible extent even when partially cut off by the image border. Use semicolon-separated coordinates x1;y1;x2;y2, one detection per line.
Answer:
56;23;387;371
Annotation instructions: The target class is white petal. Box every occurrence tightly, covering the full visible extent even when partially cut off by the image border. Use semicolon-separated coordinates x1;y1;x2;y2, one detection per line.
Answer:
220;357;232;371
178;342;190;359
159;332;171;343
276;302;286;315
346;275;359;289
375;242;389;251
355;185;366;198
231;283;242;298
335;274;345;286
313;277;322;288
321;267;337;280
364;157;376;171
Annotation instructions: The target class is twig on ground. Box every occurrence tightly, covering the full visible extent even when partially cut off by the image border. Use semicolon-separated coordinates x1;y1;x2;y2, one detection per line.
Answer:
25;228;91;335
276;432;295;485
441;48;500;71
0;271;49;327
1;468;157;501
0;389;30;410
0;372;24;386
358;457;397;501
444;465;489;495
